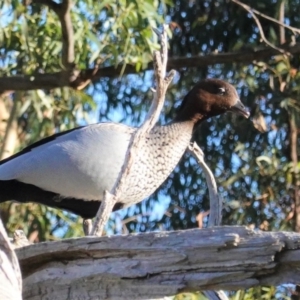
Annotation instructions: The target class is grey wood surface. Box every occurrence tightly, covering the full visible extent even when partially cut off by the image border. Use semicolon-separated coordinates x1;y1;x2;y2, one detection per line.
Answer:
15;226;300;300
0;220;22;300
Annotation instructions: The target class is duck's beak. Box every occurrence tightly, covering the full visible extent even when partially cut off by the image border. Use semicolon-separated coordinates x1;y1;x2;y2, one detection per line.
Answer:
230;99;250;118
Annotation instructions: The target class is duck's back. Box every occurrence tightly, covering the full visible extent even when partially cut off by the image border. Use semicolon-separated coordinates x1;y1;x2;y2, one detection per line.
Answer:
0;123;132;199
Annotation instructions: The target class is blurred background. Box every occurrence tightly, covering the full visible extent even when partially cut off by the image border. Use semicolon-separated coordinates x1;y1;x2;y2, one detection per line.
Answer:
0;0;299;298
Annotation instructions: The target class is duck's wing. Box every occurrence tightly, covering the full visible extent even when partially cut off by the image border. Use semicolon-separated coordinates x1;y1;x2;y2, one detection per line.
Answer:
0;126;84;166
0;123;135;211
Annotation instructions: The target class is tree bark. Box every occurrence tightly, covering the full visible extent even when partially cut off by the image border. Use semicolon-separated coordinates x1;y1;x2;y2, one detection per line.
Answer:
16;226;300;300
0;220;22;300
0;92;20;160
2;43;300;92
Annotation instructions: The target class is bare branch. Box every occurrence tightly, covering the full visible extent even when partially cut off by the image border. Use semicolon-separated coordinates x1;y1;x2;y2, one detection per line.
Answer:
59;0;75;68
231;0;300;35
15;227;300;299
10;230;32;249
91;25;175;236
82;219;93;236
279;0;286;44
188;142;222;227
2;43;300;93
90;191;117;236
288;115;300;232
231;0;288;54
31;0;75;69
188;142;228;300
0;219;22;300
0;92;20;160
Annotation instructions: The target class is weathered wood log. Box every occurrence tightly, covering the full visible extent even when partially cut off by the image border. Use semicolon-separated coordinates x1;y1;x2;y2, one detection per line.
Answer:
16;226;300;300
0;220;22;300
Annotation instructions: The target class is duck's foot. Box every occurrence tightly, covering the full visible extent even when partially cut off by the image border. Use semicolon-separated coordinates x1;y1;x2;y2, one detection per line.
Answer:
82;219;93;236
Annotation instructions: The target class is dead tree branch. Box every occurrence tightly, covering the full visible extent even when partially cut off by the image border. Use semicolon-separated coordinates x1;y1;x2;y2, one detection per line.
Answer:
0;219;22;300
279;0;286;44
188;139;226;300
15;226;300;300
231;0;288;54
91;25;175;236
188;143;222;227
231;0;300;35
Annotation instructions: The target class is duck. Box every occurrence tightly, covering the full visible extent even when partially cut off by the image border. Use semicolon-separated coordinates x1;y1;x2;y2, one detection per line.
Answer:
0;79;249;219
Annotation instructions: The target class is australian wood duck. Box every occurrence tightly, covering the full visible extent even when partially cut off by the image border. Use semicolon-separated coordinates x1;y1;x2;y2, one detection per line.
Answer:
0;79;249;219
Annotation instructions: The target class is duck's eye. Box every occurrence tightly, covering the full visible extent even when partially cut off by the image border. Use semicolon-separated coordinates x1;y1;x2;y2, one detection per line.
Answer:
218;87;226;95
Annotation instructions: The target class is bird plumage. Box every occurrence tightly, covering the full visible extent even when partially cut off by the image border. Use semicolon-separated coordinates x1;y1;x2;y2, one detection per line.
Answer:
0;79;249;219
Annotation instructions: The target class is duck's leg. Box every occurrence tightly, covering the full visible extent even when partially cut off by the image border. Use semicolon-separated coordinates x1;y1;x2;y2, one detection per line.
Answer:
82;219;93;236
91;191;117;236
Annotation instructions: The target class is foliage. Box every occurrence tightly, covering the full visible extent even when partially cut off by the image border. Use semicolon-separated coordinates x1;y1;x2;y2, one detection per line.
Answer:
1;0;300;298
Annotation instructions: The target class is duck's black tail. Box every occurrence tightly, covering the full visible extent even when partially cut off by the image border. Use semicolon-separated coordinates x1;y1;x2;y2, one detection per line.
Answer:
0;180;104;219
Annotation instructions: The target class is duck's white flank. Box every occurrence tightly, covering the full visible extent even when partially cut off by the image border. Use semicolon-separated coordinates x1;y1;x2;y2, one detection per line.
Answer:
0;122;193;204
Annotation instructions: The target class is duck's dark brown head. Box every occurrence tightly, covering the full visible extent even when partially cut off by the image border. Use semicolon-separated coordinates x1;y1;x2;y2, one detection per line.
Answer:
174;79;249;126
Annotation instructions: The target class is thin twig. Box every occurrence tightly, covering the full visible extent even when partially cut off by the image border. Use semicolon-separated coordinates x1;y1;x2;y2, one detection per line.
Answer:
91;25;175;236
71;59;101;90
279;0;286;44
188;143;227;300
231;0;288;54
188;142;222;227
231;0;300;35
249;11;287;54
82;219;93;236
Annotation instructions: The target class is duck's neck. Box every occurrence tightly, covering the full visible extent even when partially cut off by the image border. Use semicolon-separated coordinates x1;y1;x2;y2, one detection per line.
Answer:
172;93;213;130
173;108;207;130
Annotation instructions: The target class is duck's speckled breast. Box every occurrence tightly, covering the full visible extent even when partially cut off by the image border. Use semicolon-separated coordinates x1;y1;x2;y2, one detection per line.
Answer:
120;122;193;207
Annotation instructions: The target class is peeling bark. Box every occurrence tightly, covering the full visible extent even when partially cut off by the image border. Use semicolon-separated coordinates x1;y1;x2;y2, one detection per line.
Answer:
0;220;22;300
15;226;300;300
